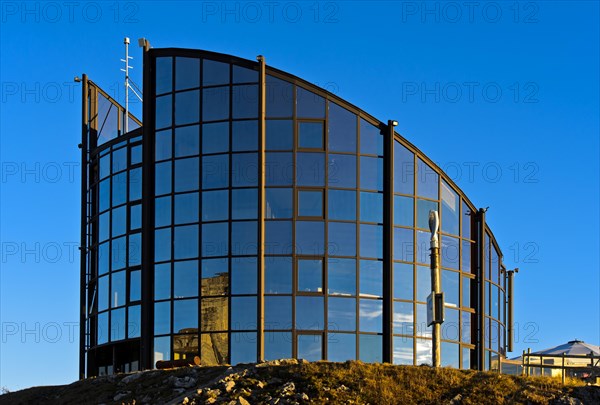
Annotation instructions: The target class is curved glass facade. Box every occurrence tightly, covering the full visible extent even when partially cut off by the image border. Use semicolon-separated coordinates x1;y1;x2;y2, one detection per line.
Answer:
81;48;509;377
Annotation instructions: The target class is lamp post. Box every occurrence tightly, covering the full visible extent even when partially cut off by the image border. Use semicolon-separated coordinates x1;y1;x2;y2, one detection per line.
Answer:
428;210;443;367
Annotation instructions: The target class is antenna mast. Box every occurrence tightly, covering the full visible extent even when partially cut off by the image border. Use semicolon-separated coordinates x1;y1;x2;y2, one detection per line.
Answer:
121;37;132;133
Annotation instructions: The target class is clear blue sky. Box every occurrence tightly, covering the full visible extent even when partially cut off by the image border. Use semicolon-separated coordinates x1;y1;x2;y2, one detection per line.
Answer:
1;1;598;391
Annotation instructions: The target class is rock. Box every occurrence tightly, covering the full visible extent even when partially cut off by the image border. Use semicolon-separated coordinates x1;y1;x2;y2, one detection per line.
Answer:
182;397;190;404
281;382;295;396
113;391;130;401
447;393;462;404
257;381;266;389
174;376;197;388
121;372;142;384
224;380;236;392
237;397;251;405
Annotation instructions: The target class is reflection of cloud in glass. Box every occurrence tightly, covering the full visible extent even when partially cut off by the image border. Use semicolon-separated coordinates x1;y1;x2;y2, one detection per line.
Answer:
359;300;382;319
393;312;413;323
416;339;432;365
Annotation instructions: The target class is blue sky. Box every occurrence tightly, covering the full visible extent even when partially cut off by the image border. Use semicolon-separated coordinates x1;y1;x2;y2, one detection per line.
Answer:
1;0;598;390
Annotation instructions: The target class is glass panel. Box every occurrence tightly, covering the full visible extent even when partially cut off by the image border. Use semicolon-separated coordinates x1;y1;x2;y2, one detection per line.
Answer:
129;270;141;301
328;297;356;331
233;65;258;83
462;347;471;369
231;221;257;256
393;263;413;300
265;296;292;330
298;259;323;292
416;304;432;337
328;102;356;152
298;334;323;361
232;120;258;152
155;196;171;228
360;192;383;223
328;258;356;295
130;204;141;230
111;308;126;341
129;168;142;201
155;129;172;161
112;172;127;206
131;144;142;165
155;161;172;196
298;190;323;217
202;122;229;154
128;305;141;338
265;152;293;186
359;260;382;297
441;181;459;235
232;153;258;187
359;334;382;363
203;59;229;86
201;258;229;296
265;256;292;294
462;240;472;273
154;336;171;364
154;263;171;300
97;312;108;345
231;297;257;330
111;237;126;271
394;141;414;195
296;221;324;256
174;299;198;333
417;158;439;200
202;86;229;121
231;332;257;364
328;154;356;188
360;119;383;155
173;333;199;360
99;154;110;179
175;157;199;192
461;311;471;343
462;277;471;308
175;90;200;125
175;57;200;90
394;195;413;226
296;296;324;330
360;156;383;191
265;221;292;255
202;154;229;189
112;147;127;173
416;230;431;264
99;178;110;211
265;188;292;219
266;75;293;117
443;308;460;341
155;95;172;129
416;265;431;303
359;299;382;333
359;224;382;259
298;122;324;149
154;301;171;335
296;152;325;186
231;257;257;295
462;201;472;239
174;260;199;298
201;222;228;257
232;84;258;119
156;57;172;94
393;337;413;365
266;120;293;150
98;242;109;275
297;87;325;118
328;333;356;361
328;222;356;257
394;301;414;335
200;333;228;365
417;199;438;229
112;206;126;237
128;233;141;266
98;275;109;311
232;188;258;220
442;342;459;368
442;236;460;270
202;190;229;222
328;189;356;221
201;298;228;331
394;227;414;262
175;192;199;224
265;332;292;360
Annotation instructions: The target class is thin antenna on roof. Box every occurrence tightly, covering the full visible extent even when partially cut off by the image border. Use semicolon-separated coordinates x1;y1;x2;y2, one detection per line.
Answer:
121;37;132;133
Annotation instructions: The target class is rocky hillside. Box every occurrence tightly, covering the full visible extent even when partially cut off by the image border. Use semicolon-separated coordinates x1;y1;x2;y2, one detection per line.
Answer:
1;359;599;405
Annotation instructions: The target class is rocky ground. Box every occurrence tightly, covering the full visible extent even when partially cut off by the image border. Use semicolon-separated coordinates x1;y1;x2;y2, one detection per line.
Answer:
1;359;599;404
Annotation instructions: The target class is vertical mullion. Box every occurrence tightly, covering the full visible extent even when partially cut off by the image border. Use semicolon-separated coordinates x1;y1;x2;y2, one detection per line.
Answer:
257;56;266;361
383;121;395;363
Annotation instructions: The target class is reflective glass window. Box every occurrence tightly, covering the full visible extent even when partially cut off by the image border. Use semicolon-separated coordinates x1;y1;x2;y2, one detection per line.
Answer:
265;188;292;219
296;221;324;256
231;297;257;331
442;270;459;308
201;298;228;331
128;305;141;338
359;224;382;259
203;59;229;86
394;262;413;300
202;154;229;189
203;86;229;121
298;190;323;217
462;277;471;308
232;120;258;152
266;75;293;117
394;141;414;194
232;85;258;119
98;242;109;275
231;221;257;256
297;259;323;292
232;153;258;187
265;256;292;294
442;236;460;270
265;221;292;255
360;119;383;155
175;157;199;192
154;301;171;335
266;120;293;150
231;257;257;295
328;222;356;257
393;301;414;335
417;199;438;229
174;299;198;332
416;304;432;338
129;168;142;201
298;334;323;361
297;87;325;118
155;129;172;161
265;296;292;330
328;333;356;361
359;334;382;363
202;122;229;154
128;233;141;266
129;270;141;302
200;333;228;365
174;260;199;298
328;258;356;296
265;332;292;360
462;240;472;273
233;65;258;83
175;57;200;90
111;308;126;341
328;297;356;331
394;227;414;262
328;154;356;188
360;156;383;191
130;204;141;230
201;258;229;296
97;312;108;345
298;122;324;149
441;181;459;235
99;212;109;242
175;192;199;224
328;189;356;221
394;196;413;227
461;311;471;343
360;192;382;223
131;144;142;165
202;190;229;222
441;342;459;368
393;336;413;365
416;265;431;303
155;95;172;129
99;178;110;211
154;336;170;364
328;102;357;152
232;188;258;220
174;225;198;259
175;90;200;125
112;147;127;173
296;152;325;186
443;308;459;341
155;196;171;228
111;237;126;270
265;153;293;186
156;57;172;94
175;125;201;158
112;172;127;206
98;275;109;311
201;222;228;257
112;205;126;237
417;158;439;200
462;201;472;239
296;296;324;330
154;263;171;300
359;260;382;297
99;154;110;179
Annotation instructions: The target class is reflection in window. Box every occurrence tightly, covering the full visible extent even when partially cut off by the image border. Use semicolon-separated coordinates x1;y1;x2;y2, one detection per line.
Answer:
328;189;356;221
231;257;257;295
415;338;432;365
175;192;199;224
231;332;257;364
359;299;382;333
328;222;356;257
265;256;292;294
175;157;199;192
97;312;108;345
231;221;257;256
203;87;229;122
201;333;228;365
154;336;171;365
265;296;292;330
202;122;229;154
128;233;141;266
266;76;293;117
175;90;200;125
416;230;430;264
462;240;472;273
359;260;382;297
441;342;459;368
130;204;142;230
155;228;171;262
202;154;229;189
359;334;382;363
298;190;323;217
128;305;141;338
328;258;356;295
462;201;472;239
328;154;356;188
154;263;171;300
201;222;228;257
296;221;324;256
359;224;382;259
265;188;292;219
232;120;258;152
202;190;229;222
99;178;110;211
233;65;258;83
416;304;432;337
231;297;257;330
296;296;324;330
328;297;356;331
441;181;459;235
129;270;141;302
155;161;172;196
360;192;383;223
98;242;109;275
298;122;324;149
112;205;126;237
296;153;325;187
416;199;438;229
129;168;142;201
266;120;293;150
360;156;383;191
203;59;229;86
328;102;356;152
156;57;173;95
174;260;199;298
443;308;460;341
175;57;200;90
416;266;431;303
265;332;292;360
442;236;459;270
394;227;414;262
155;196;171;227
112;172;127;207
265;221;292;255
232;153;258;187
360;119;383;156
112;237;126;271
112;147;127;173
232;85;258;119
155;129;172;161
232;189;258;220
417;159;438;200
328;333;356;362
174;299;198;332
297;87;325;118
174;225;199;259
265;153;293;186
462;277;471;308
298;334;323;361
155;95;172;129
201;298;228;331
154;301;171;335
393;336;413;365
461;311;471;343
111;308;126;341
201;258;229;296
393;263;413;300
393;301;414;335
297;259;323;292
98;275;109;311
394;141;414;195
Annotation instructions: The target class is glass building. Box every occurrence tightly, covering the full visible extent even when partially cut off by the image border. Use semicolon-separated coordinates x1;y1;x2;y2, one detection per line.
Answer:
79;46;515;378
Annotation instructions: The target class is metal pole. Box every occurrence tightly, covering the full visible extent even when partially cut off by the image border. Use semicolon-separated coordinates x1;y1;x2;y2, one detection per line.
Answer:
526;348;531;376
383;120;396;363
257;55;266;362
123;37;130;134
79;74;89;380
429;210;441;368
562;352;565;384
